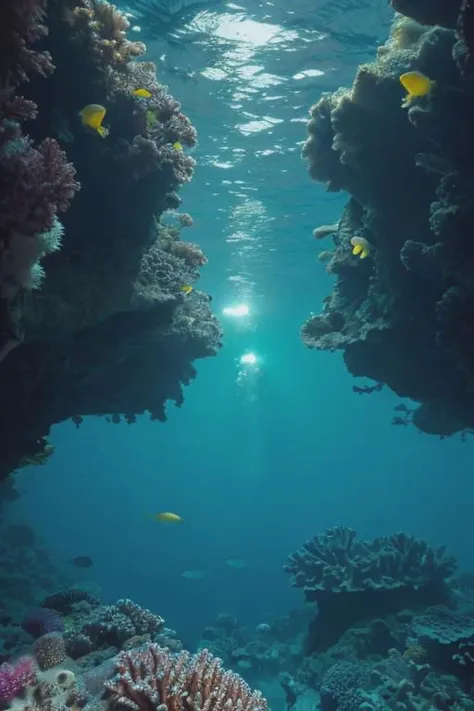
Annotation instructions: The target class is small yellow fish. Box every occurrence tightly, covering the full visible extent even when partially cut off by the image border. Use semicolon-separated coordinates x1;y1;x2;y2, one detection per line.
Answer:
133;88;152;99
153;512;184;525
399;71;433;108
179;285;193;295
350;236;372;259
172;141;183;151
79;104;108;138
181;569;205;580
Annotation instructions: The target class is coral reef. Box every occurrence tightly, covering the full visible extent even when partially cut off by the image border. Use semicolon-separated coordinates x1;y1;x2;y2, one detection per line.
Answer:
0;0;221;479
0;524;71;662
104;644;268;711
284;527;456;650
301;2;474;434
197;610;310;680
37;591;180;663
0;595;268;711
1;555;474;711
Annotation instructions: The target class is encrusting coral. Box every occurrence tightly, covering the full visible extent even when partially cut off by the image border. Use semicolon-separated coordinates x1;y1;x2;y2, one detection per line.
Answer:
0;0;221;479
301;0;474;435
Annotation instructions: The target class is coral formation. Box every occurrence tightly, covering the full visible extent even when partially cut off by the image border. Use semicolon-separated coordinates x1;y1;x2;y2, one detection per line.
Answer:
2;539;474;711
105;644;268;711
301;1;474;434
284;527;456;650
0;657;36;703
0;0;221;479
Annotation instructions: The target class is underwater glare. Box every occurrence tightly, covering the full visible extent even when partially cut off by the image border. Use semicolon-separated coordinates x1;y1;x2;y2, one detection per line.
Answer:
223;304;250;318
2;0;474;710
240;352;258;366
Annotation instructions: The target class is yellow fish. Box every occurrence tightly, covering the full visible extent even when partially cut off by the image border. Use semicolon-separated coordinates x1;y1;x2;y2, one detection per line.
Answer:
173;141;183;151
153;512;184;525
399;71;433;108
350;236;372;259
79;104;108;138
133;88;152;98
179;285;193;295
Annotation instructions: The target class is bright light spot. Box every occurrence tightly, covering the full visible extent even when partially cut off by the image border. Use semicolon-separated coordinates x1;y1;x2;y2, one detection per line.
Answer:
223;304;250;318
240;352;257;365
293;69;324;80
131;25;142;32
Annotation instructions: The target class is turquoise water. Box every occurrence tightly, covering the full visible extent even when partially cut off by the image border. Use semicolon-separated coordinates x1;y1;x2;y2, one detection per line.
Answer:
7;0;474;645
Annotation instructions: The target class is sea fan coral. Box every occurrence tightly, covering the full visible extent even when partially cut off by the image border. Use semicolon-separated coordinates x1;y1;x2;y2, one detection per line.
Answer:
104;644;268;711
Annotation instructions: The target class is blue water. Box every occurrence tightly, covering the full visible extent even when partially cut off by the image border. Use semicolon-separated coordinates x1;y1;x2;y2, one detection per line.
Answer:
7;0;474;646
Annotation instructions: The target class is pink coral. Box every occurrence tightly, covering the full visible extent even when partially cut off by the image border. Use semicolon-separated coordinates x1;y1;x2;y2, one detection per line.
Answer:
0;131;80;237
0;0;54;86
0;656;37;702
105;645;268;711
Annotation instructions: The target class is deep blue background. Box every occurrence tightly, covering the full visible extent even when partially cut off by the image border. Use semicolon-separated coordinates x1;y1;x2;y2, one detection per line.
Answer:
7;0;474;647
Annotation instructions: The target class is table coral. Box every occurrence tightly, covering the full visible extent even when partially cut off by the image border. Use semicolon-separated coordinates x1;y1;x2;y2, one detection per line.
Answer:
284;527;456;651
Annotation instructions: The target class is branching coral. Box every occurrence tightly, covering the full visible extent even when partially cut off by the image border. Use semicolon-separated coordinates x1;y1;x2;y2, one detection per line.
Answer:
0;0;79;332
0;657;37;703
104;644;268;711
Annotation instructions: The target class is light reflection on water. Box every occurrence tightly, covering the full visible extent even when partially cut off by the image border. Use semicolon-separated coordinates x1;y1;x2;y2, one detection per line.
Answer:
123;0;393;292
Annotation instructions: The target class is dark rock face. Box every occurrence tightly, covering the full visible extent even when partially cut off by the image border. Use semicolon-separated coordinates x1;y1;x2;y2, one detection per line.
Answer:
0;0;221;477
301;3;474;434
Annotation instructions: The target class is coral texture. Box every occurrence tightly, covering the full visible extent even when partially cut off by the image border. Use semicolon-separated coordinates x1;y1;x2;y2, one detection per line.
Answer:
300;3;474;434
104;644;268;711
0;0;221;479
0;656;37;702
284;527;456;650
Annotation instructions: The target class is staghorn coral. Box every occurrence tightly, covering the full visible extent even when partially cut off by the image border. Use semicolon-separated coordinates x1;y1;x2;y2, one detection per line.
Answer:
284;527;456;651
104;644;268;711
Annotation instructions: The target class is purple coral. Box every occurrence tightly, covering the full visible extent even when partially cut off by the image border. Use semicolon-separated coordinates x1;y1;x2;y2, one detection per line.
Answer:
0;133;79;238
105;644;268;711
22;607;65;638
0;656;37;703
0;0;54;85
0;0;80;301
